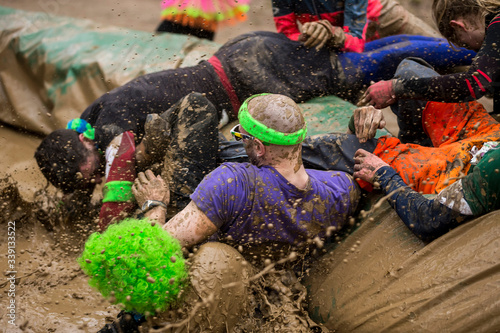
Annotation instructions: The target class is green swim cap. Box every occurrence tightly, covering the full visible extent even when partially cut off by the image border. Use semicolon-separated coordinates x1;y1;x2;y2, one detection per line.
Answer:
238;93;307;145
78;218;189;314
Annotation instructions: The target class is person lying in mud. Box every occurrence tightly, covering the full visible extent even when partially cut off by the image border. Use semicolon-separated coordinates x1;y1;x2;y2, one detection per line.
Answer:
360;0;500;113
34;92;225;229
76;30;474;127
132;93;361;251
33;29;474;228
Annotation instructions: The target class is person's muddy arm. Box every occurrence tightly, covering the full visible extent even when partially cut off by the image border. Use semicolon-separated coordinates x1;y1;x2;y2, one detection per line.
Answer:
163;201;218;248
132;170;170;224
374;166;471;241
354;149;470;241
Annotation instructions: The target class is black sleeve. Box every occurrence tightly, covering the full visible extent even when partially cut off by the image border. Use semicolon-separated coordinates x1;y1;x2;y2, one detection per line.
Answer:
396;13;500;103
375;166;470;241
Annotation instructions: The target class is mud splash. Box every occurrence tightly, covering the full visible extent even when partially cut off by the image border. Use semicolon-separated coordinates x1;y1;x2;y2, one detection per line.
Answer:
0;178;326;332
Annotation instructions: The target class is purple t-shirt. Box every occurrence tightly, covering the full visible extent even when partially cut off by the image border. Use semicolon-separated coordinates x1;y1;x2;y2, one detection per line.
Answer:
191;162;359;247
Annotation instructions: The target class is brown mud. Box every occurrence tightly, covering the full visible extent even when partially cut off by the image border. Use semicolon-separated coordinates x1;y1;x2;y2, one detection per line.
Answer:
0;0;460;332
0;178;115;332
0;177;330;332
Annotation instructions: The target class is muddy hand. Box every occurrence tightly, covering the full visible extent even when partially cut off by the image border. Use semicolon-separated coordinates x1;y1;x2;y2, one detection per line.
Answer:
353;106;386;143
353;149;389;183
132;169;170;208
300;21;332;50
358;80;397;109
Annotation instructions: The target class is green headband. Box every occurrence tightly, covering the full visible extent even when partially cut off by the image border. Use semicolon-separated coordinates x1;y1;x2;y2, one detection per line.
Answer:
67;118;95;141
238;94;307;146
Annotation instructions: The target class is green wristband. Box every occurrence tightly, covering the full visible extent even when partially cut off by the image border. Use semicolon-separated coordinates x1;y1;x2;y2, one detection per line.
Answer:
348;115;356;134
102;181;135;203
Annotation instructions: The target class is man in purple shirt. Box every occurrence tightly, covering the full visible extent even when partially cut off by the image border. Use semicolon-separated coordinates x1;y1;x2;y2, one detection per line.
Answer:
98;94;359;332
132;93;360;252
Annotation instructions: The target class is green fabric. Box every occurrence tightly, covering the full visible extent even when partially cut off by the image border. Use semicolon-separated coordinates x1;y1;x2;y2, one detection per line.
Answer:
102;181;135;203
348;115;356;134
462;148;500;215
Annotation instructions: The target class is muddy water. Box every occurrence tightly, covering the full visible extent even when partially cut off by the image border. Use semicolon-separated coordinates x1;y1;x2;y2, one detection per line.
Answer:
0;128;108;332
0;127;47;200
0;177;116;332
0;177;327;332
0;221;118;332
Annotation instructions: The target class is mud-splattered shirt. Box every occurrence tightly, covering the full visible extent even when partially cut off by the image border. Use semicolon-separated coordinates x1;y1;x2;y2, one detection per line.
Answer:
191;162;359;247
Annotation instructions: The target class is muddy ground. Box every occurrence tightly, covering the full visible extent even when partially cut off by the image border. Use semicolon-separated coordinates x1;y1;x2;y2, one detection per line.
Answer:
0;0;439;332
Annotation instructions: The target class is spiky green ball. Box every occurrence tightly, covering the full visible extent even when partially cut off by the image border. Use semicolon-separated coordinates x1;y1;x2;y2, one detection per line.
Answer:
78;218;189;314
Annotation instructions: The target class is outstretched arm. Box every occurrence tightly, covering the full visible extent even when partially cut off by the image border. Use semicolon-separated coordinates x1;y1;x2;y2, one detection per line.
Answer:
360;14;500;107
163;201;218;248
133;170;217;248
353;149;471;241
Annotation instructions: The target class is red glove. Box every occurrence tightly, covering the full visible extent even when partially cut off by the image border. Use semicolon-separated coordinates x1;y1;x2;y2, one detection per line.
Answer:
358;80;396;109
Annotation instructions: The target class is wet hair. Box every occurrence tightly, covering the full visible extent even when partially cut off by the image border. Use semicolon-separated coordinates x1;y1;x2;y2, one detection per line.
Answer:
433;0;499;43
78;218;189;314
34;129;90;194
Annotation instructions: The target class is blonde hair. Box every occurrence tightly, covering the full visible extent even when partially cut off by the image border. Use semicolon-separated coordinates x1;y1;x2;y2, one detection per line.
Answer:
433;0;499;41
